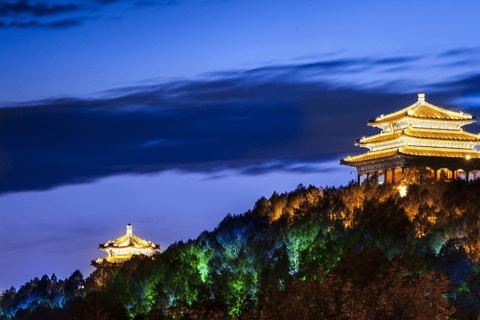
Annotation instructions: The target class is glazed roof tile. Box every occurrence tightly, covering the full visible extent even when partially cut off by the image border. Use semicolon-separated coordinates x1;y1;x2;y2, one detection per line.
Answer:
357;128;480;145
342;149;399;163
357;131;401;144
99;226;159;251
100;233;158;250
342;147;480;164
369;101;474;125
400;146;480;158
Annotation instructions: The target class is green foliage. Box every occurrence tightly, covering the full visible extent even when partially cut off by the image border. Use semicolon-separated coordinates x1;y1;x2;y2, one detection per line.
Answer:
105;271;136;314
7;180;480;319
0;271;85;320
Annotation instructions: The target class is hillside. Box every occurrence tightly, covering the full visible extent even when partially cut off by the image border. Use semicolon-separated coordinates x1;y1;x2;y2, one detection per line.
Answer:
3;172;480;319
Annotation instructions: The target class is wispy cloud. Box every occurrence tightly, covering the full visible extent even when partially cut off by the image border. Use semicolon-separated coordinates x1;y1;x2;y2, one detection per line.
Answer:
0;18;82;29
0;0;165;29
437;47;480;58
1;51;480;195
0;1;85;29
0;1;81;18
430;74;480;95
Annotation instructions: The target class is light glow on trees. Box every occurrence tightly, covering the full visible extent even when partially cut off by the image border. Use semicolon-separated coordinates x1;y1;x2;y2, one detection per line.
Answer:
397;184;407;197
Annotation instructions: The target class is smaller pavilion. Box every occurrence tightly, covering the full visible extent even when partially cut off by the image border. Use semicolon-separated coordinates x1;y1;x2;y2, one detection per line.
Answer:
92;224;160;268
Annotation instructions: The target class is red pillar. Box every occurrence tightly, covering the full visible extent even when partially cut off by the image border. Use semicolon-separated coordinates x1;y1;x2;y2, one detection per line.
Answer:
393;168;399;183
388;169;393;183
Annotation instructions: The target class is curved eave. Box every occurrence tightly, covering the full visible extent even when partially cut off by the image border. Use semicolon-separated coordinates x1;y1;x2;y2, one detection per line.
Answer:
341;147;480;166
356;134;401;145
405;134;480;143
354;138;371;146
341;150;400;165
367;113;407;125
100;233;158;248
398;147;480;159
99;244;160;250
368;115;476;126
357;134;480;146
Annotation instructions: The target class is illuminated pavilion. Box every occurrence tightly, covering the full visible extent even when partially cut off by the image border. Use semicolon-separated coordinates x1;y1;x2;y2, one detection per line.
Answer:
341;93;480;184
92;224;160;269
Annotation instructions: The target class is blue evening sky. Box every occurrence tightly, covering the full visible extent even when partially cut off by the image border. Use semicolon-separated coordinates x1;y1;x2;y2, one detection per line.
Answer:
1;0;480;290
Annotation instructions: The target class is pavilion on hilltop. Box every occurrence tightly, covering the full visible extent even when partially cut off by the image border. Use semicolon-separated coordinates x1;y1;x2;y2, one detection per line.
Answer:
92;224;160;269
341;93;480;184
91;224;160;287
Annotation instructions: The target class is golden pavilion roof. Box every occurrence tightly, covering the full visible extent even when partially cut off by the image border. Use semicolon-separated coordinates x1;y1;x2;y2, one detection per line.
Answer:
401;146;480;158
342;146;480;164
92;224;159;269
341;94;480;173
99;224;159;251
368;94;475;125
343;149;399;163
356;127;480;145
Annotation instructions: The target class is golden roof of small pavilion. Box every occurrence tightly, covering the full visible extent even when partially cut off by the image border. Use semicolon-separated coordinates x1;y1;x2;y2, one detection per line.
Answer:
343;146;480;164
99;224;159;251
369;94;474;125
357;127;480;145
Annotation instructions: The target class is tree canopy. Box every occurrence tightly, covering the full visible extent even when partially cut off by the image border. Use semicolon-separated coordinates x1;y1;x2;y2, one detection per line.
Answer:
4;177;480;319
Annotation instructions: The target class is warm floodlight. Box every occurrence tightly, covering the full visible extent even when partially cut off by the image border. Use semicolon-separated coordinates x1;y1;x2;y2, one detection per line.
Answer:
397;185;407;197
466;155;471;160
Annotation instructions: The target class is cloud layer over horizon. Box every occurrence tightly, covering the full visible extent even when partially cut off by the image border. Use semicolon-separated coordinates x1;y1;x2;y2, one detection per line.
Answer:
2;51;480;195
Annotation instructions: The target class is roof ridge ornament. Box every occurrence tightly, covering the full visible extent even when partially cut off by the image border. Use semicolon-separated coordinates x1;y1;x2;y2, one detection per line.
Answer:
127;224;132;236
418;93;425;103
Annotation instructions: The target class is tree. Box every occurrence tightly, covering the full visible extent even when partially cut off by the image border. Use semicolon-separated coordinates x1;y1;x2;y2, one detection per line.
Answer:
260;249;455;319
65;270;85;298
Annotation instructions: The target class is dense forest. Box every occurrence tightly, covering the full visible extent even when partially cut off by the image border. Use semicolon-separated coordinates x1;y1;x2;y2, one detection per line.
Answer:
3;168;480;319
